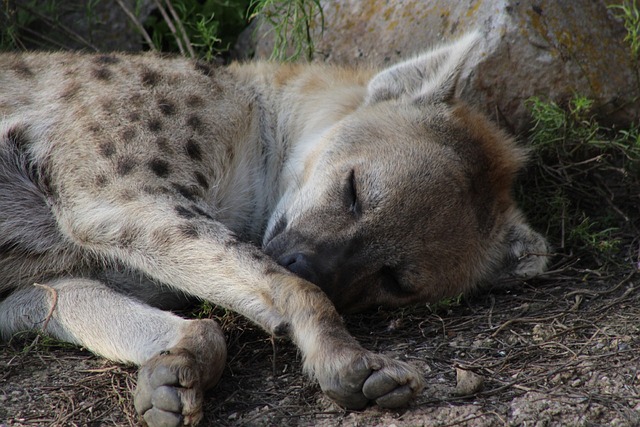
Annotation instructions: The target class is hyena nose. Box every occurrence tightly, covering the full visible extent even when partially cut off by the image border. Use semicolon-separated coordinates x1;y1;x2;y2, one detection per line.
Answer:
277;253;319;285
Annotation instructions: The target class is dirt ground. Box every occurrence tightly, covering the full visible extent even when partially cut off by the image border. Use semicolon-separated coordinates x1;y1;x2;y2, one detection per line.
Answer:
1;259;639;427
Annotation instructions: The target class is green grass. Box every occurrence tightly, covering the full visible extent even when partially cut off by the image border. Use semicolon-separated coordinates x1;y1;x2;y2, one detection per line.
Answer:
609;0;640;61
520;95;640;267
142;0;251;60
1;0;324;61
249;0;323;60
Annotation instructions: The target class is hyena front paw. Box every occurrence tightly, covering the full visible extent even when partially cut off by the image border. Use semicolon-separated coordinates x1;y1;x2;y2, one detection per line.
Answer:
134;349;205;427
317;351;424;410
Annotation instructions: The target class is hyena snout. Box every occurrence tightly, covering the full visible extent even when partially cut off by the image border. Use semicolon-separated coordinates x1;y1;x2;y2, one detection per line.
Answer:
264;233;355;302
275;252;320;285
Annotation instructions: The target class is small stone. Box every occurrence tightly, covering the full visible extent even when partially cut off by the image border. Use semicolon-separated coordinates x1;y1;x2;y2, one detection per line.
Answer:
455;368;484;396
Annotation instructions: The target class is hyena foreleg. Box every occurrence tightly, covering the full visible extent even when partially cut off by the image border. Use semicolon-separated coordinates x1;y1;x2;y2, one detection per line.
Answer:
58;198;424;411
0;278;226;426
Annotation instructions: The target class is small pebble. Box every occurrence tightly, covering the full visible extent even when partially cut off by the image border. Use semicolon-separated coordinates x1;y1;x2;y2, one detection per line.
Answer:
455;368;484;396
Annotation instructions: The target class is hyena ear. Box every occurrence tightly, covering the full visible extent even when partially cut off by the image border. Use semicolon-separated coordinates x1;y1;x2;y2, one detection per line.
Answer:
365;31;480;105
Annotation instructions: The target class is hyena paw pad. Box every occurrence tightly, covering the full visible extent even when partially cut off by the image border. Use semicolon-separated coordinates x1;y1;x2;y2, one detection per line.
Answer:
134;349;204;427
320;352;424;410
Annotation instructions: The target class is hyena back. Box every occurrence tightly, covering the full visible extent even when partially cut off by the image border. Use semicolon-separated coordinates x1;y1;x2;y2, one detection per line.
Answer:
0;33;547;426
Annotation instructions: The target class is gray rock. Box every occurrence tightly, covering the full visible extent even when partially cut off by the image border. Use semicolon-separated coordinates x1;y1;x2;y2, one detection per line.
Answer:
239;0;640;133
5;0;154;52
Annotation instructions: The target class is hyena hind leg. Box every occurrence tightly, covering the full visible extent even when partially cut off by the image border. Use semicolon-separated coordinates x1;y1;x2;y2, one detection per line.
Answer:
0;278;227;427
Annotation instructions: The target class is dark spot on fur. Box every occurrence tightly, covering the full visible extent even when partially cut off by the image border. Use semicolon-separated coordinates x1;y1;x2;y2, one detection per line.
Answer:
185;139;202;161
193;171;209;189
194;61;213;76
119;227;139;247
158;98;176;116
60;82;81;100
187;115;204;133
175;205;196;219
129;93;144;106
101;99;116;113
178;223;200;238
12;62;34;78
172;183;199;201
95;54;120;64
95;174;109;187
117;157;137;176
191;205;214;221
148;118;162;132
186;95;204;108
98;141;116;158
154;136;173;154
92;67;112;81
121;127;137;142
148;158;171;178
128;111;141;122
141;68;161;86
88;123;101;133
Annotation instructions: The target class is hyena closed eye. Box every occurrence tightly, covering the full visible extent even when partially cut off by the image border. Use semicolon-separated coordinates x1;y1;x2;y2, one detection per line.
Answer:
0;32;547;426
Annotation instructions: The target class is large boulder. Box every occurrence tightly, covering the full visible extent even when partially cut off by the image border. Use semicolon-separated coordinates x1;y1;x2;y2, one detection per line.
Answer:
4;0;154;51
239;0;639;133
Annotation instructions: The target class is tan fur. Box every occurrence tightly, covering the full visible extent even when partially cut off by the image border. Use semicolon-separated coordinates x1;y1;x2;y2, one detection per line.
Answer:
0;33;547;426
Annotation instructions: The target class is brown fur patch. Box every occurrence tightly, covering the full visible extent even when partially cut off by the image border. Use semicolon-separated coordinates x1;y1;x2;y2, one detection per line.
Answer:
273;63;304;87
121;127;137;142
92;67;112;81
60;82;81;101
95;174;109;187
119;226;140;247
186;95;204;108
127;111;141;122
154;137;173;155
11;61;34;78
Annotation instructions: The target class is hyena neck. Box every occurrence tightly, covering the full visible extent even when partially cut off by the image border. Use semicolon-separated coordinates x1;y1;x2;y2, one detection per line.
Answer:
230;61;371;228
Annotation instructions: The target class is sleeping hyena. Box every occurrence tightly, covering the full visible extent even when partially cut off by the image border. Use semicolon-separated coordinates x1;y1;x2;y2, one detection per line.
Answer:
0;33;548;426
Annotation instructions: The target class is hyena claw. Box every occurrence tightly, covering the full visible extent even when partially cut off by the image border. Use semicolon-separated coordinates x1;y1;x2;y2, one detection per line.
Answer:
134;349;205;427
131;318;226;426
319;352;424;410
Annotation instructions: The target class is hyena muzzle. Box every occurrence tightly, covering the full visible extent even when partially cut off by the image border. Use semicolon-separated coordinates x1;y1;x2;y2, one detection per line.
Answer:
0;32;548;426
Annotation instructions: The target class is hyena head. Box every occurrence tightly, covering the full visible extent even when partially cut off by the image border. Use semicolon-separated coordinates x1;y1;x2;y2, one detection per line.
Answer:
264;33;548;312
